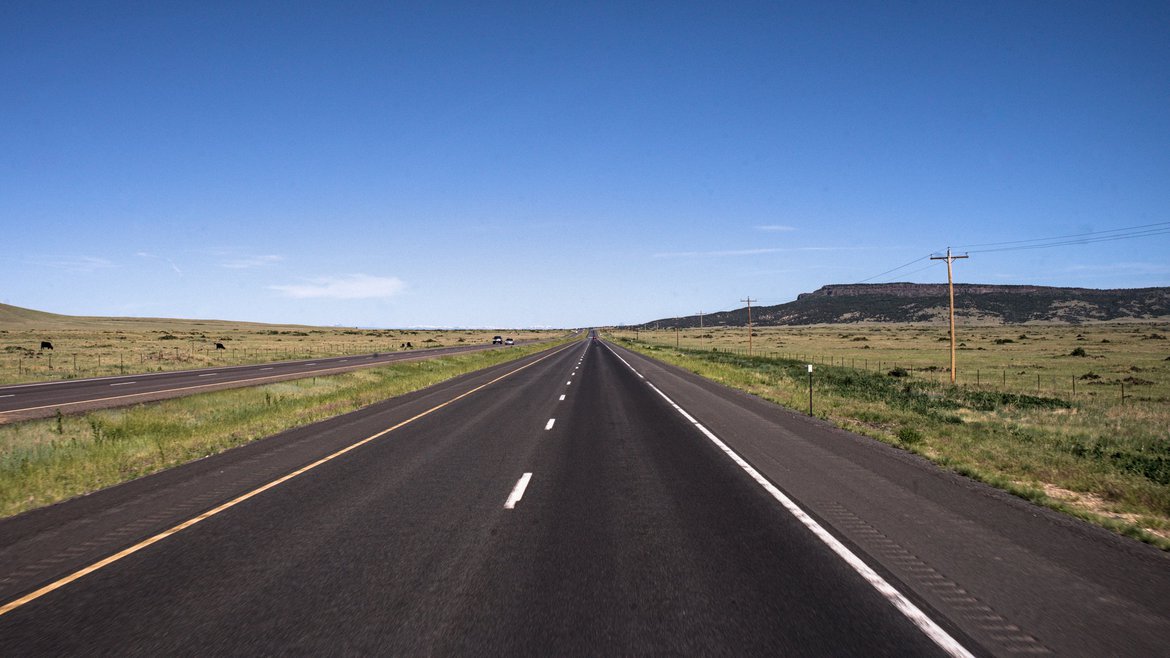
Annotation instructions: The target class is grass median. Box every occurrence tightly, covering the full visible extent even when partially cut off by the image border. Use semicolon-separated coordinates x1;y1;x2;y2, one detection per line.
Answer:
612;336;1170;550
0;339;575;519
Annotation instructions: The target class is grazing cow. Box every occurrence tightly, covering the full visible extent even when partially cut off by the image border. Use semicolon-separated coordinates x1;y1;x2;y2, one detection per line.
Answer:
406;342;413;349
400;343;406;349
40;341;53;350
215;342;226;350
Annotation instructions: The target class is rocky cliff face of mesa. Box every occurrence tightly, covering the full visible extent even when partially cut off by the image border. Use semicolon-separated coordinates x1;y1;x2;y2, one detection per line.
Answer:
636;284;1170;328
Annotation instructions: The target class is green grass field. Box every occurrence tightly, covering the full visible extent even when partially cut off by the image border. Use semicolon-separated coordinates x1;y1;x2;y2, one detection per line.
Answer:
608;323;1170;548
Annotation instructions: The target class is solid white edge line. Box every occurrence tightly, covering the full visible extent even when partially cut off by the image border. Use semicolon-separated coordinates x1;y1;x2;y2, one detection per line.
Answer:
504;472;533;509
605;342;974;658
0;395;13;399
605;346;644;379
545;418;556;430
109;382;137;387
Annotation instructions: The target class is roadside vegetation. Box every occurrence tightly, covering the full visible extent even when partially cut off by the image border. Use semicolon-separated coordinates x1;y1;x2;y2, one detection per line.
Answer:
0;304;557;385
0;339;573;518
609;323;1170;549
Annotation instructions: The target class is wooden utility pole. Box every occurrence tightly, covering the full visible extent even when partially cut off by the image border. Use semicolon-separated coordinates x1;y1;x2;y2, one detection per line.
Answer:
741;297;757;356
930;248;969;383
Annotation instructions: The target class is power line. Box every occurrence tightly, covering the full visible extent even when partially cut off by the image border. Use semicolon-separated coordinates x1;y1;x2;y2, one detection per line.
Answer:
857;255;934;284
856;220;1169;284
967;227;1170;254
953;220;1170;250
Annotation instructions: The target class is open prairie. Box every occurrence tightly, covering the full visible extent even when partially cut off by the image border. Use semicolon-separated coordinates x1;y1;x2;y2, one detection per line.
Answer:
617;322;1170;401
0;305;556;385
611;322;1170;547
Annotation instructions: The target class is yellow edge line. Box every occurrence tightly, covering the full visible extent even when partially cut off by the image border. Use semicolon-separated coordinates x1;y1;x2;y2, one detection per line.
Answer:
0;347;498;418
0;341;577;617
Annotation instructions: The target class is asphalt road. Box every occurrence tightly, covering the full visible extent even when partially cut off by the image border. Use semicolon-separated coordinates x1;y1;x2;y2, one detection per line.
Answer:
0;339;549;423
0;335;1167;655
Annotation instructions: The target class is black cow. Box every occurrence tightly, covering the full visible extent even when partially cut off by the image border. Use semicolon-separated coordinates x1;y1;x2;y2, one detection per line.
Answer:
215;342;226;350
40;341;53;350
406;342;414;349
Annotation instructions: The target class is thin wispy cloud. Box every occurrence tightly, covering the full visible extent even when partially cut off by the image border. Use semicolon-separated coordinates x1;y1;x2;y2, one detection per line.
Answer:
195;248;281;269
755;225;797;232
221;254;284;269
1062;262;1170;276
269;274;406;300
30;255;116;273
653;246;862;258
136;251;183;275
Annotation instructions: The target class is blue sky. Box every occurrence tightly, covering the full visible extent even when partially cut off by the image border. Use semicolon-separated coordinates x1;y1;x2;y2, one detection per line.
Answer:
3;1;1168;328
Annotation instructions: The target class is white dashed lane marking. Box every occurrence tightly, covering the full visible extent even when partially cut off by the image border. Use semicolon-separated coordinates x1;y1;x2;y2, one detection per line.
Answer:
545;418;556;430
504;473;533;509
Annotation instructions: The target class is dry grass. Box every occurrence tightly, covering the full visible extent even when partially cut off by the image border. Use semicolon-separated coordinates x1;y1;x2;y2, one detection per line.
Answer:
615;322;1170;401
0;311;559;385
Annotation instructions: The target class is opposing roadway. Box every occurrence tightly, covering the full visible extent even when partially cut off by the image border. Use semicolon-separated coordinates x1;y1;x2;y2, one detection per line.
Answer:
0;338;558;423
0;335;1166;655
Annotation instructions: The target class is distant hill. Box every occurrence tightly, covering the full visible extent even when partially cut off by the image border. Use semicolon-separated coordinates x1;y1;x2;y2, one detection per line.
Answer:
0;303;323;332
634;283;1170;328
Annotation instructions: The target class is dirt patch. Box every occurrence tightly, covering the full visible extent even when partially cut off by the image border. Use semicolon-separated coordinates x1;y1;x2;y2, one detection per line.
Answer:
1040;483;1169;540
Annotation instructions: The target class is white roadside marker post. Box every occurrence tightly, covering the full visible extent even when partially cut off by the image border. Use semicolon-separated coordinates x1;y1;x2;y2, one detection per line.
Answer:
807;364;814;416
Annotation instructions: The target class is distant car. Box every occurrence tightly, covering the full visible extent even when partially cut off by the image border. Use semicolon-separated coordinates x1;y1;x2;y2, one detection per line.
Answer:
492;336;503;344
504;338;515;345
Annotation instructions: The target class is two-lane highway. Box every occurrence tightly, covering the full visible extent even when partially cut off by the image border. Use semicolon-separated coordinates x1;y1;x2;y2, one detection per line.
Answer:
1;334;1167;654
0;341;536;423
